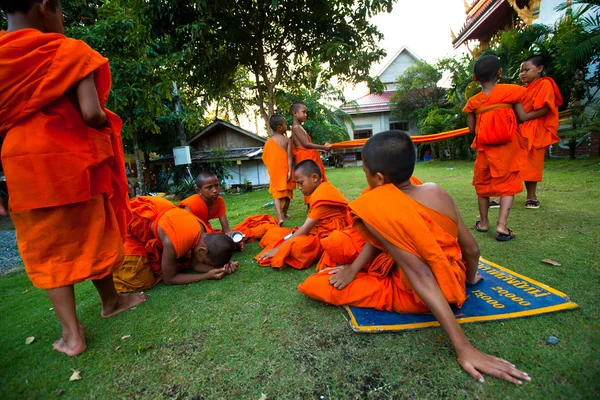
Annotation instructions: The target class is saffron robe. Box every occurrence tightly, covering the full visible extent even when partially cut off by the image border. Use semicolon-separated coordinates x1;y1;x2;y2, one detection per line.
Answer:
113;196;205;292
255;182;350;269
463;84;526;197
0;29;130;288
518;77;563;182
262;137;295;199
292;131;328;183
178;194;226;230
298;184;467;313
231;214;281;243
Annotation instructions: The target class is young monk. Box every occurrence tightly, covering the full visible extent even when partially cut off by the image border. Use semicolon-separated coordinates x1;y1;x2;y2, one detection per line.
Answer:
299;131;530;385
255;160;350;269
0;0;145;356
262;114;295;225
513;55;563;209
113;196;238;292
179;172;231;232
463;55;526;241
290;103;331;201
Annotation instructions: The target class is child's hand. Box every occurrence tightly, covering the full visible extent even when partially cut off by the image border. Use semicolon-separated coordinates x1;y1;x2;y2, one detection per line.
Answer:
0;198;7;217
287;171;292;182
257;248;277;260
328;264;357;290
206;267;226;280
467;273;483;285
457;344;531;385
224;261;239;274
324;144;332;153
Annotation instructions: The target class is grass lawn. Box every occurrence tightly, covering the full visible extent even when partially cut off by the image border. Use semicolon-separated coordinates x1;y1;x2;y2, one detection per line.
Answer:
1;158;599;399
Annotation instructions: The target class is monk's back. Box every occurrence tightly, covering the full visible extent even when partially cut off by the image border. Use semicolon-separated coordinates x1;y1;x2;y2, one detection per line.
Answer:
399;183;458;233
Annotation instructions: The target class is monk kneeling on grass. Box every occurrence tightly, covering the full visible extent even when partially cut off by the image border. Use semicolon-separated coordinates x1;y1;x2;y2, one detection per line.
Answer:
113;196;238;292
299;131;531;385
256;160;350;270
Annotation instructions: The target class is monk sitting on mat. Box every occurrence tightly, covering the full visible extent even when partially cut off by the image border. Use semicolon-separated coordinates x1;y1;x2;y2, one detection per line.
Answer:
299;131;531;385
255;159;350;269
262;114;295;225
0;0;145;356
113;196;238;292
463;55;526;242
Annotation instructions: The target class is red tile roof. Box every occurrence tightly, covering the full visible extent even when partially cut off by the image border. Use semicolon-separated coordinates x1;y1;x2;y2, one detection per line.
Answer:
342;91;395;114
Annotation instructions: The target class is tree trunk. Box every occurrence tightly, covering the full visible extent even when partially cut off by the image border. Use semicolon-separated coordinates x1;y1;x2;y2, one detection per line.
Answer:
130;118;146;195
143;151;151;192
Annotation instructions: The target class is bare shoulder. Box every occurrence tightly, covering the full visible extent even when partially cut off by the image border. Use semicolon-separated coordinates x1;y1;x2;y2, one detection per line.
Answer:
411;183;457;221
272;133;288;148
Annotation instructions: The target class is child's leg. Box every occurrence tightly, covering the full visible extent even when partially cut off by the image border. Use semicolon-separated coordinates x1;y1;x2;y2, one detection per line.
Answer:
525;181;537;200
497;195;514;234
46;285;87;357
273;198;284;225
92;274;147;318
477;196;490;230
282;197;291;218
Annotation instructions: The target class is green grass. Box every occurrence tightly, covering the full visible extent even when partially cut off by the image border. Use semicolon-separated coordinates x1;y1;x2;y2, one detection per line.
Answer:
1;158;599;399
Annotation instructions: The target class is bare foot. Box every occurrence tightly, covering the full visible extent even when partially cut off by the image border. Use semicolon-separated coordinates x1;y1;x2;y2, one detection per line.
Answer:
52;322;87;356
284;214;291;220
101;293;147;318
278;220;284;227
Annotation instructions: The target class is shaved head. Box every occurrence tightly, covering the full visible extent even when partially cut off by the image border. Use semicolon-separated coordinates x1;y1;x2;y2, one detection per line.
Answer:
204;233;235;266
290;102;305;114
524;54;544;67
195;171;218;187
474;55;501;83
362;130;415;184
294;159;321;179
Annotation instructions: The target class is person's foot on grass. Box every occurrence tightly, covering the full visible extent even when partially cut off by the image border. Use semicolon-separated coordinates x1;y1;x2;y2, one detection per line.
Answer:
53;322;86;356
278;219;284;227
525;199;540;209
101;293;147;318
284;214;291;220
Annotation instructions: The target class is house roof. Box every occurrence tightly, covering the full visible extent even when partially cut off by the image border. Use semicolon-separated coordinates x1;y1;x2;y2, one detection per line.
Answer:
375;46;422;80
187;118;266;146
150;147;264;164
342;91;395;114
452;0;516;48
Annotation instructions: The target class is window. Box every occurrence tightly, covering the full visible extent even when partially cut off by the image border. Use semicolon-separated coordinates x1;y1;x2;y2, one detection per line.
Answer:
353;129;373;139
389;121;409;131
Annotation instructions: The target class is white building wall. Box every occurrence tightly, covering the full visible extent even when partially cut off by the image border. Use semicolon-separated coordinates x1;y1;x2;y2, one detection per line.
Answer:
224;159;269;187
379;52;418;87
346;112;419;137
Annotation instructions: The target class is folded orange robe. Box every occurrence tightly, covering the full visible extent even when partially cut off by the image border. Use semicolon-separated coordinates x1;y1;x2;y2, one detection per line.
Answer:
518;77;563;182
0;29;130;289
330;128;471;149
232;214;280;242
255;182;350;269
298;184;466;313
463;84;526;198
263;138;295;200
178;194;226;230
292;131;328;182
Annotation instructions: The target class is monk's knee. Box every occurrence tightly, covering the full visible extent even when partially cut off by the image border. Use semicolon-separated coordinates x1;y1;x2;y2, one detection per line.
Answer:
464;243;480;259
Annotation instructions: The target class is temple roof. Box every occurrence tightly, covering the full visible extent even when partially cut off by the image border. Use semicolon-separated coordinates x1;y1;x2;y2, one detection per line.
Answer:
342;91;395;114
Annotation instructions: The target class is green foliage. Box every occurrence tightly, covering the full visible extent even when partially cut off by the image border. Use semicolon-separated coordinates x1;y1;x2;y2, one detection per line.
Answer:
167;176;196;198
190;148;233;187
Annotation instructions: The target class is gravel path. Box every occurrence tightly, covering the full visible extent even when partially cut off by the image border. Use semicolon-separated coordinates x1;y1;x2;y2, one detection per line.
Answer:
0;230;23;275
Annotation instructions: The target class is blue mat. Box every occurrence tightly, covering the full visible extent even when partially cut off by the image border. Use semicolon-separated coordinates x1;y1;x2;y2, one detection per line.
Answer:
344;258;579;332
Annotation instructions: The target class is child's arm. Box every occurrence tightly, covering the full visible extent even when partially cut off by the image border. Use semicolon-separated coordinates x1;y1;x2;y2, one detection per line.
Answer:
218;215;232;234
76;73;107;128
292;125;331;152
454;203;482;284
362;221;530;385
467;113;476;134
328;242;380;289
257;217;318;260
514;103;550;123
287;138;294;181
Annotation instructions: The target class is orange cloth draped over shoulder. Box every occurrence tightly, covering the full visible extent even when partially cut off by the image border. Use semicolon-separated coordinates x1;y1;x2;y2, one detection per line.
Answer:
178;194;226;230
232;214;280;242
113;196;205;292
292;131;327;182
518;77;563;182
255;182;350;269
298;184;466;313
0;29;130;289
463;84;526;198
262;138;295;199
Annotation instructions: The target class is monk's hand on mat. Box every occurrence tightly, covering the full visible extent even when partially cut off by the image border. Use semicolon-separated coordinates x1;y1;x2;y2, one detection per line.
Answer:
328;265;357;290
206;267;226;280
224;261;239;275
0;198;7;216
467;273;484;285
457;345;530;385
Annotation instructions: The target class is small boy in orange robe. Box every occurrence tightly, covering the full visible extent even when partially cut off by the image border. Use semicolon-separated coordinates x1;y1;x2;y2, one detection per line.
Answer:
463;55;526;241
513;55;563;209
113;196;238;292
299;131;530;385
178;172;230;231
0;0;145;357
290;103;331;203
255;159;350;269
262;114;295;225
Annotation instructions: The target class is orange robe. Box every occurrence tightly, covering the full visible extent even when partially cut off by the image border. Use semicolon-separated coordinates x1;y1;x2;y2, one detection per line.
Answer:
262;137;295;200
298;184;467;313
292;131;328;182
518;77;563;182
231;214;280;243
178;194;226;230
255;182;350;269
0;29;130;289
463;84;526;198
113;196;205;292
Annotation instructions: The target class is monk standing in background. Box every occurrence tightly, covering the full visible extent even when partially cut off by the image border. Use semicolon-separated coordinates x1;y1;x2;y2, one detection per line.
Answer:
463;55;526;242
262;114;295;225
513;55;563;209
0;0;145;356
299;131;531;385
290;103;331;203
256;160;350;270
